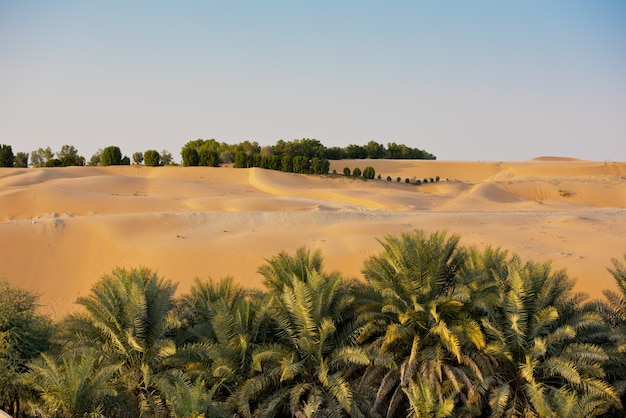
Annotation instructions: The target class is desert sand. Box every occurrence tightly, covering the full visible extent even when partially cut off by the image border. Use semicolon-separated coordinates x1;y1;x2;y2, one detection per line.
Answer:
1;158;625;319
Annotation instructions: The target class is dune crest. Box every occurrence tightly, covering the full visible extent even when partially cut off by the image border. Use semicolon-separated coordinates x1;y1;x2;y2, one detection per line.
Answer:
1;160;625;318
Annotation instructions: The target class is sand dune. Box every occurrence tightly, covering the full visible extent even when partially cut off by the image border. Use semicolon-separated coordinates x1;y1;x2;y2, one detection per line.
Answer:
1;159;625;318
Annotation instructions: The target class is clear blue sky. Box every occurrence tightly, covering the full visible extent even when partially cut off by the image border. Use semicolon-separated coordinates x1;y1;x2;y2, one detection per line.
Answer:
1;1;625;162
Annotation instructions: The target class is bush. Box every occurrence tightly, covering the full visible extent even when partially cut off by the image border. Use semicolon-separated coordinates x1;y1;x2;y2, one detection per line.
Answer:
15;152;29;168
293;156;309;174
121;156;130;165
405;178;410;183
233;152;248;168
0;144;14;167
423;178;428;183
430;178;434;183
377;174;381;180
182;147;200;166
199;148;220;167
144;150;161;166
281;155;293;172
101;146;122;166
436;176;440;182
132;152;143;165
415;179;422;185
396;177;401;183
353;167;362;177
343;167;351;176
44;159;63;167
363;166;375;180
386;175;392;182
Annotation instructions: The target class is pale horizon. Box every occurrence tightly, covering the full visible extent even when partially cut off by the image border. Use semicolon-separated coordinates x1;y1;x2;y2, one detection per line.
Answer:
1;1;625;162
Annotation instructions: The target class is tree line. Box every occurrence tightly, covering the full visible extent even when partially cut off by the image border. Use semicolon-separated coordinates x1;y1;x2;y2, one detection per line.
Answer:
2;230;625;417
0;139;435;168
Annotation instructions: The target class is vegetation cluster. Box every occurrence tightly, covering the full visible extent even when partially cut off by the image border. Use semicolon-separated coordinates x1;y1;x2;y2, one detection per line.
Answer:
2;230;626;417
0;139;435;169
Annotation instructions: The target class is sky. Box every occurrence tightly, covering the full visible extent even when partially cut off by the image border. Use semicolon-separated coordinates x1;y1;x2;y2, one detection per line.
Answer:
1;1;625;162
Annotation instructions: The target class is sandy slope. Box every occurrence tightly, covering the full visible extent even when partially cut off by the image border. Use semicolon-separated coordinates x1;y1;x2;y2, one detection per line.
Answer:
1;159;625;319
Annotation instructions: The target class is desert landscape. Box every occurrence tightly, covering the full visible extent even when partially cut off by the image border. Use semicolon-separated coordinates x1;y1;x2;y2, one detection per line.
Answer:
1;157;625;319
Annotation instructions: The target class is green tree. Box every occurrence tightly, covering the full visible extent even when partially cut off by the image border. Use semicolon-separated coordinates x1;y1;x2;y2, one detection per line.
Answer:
144;149;162;167
15;152;29;168
30;147;54;167
0;144;14;167
362;166;375;180
161;150;173;166
481;256;620;417
234;151;249;168
235;249;375;417
182;147;200;166
88;149;103;166
199;147;220;167
0;280;52;416
281;156;293;172
345;144;367;159
23;350;119;418
359;231;488;417
58;267;179;415
365;141;385;159
56;145;85;166
100;146;122;166
352;167;362;177
343;167;351;176
292;156;309;174
132;152;144;165
175;278;267;415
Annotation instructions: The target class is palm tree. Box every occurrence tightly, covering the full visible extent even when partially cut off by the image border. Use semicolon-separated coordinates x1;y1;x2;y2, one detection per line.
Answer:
0;280;52;417
22;349;118;417
57;267;179;416
235;249;375;417
481;256;620;417
174;277;268;416
403;374;455;418
257;247;328;293
586;255;626;412
359;230;489;417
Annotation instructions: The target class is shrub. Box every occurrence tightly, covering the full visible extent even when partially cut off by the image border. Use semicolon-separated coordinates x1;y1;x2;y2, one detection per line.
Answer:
161;150;173;165
423;178;428;183
15;152;29;168
386;175;392;182
281;155;293;172
415;179;422;185
396;177;401;183
343;167;351;176
0;144;14;167
430;178;434;183
182;147;200;166
44;159;63;167
353;167;362;177
199;148;220;167
88;149;102;166
405;178;410;183
377;174;381;180
362;166;375;179
101;146;122;166
435;176;440;182
144;150;161;166
293;156;309;174
132;152;143;165
121;156;130;165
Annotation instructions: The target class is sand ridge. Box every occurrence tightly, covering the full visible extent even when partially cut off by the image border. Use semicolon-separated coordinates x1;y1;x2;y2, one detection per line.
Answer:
1;159;625;318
